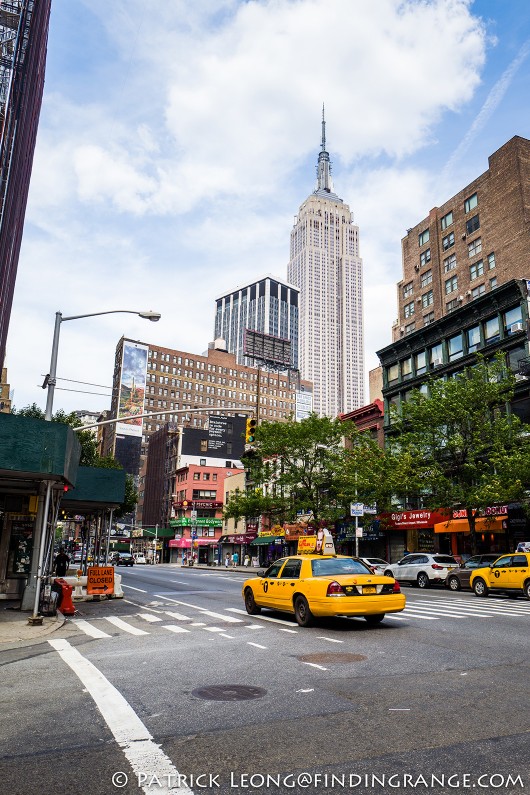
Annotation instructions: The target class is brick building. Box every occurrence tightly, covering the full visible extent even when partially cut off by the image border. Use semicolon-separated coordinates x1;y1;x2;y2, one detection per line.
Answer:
394;136;530;340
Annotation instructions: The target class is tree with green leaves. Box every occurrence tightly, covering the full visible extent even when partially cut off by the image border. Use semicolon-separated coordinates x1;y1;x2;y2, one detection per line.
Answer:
388;355;530;554
224;414;350;528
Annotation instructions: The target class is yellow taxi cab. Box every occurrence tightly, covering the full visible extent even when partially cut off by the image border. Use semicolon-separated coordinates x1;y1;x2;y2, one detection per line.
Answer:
242;531;406;627
470;552;530;599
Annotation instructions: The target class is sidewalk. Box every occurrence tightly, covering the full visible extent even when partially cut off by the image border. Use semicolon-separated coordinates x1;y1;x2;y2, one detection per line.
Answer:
0;601;66;645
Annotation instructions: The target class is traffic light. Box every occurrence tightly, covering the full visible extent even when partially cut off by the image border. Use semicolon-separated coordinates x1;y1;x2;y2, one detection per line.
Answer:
245;416;257;444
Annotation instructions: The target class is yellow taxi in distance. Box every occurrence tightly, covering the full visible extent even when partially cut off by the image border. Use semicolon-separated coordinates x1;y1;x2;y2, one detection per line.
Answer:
242;554;406;627
470;552;530;599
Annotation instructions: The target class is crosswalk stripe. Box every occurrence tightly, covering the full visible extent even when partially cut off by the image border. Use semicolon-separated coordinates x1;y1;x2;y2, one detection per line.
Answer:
403;608;468;618
164;610;192;621
227;607;296;626
162;625;191;634
73;619;111;638
154;594;243;623
414;599;530;616
137;613;162;623
104;616;149;636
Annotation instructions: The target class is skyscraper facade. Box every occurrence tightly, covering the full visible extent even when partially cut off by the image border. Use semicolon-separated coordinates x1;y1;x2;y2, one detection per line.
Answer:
214;275;299;369
287;113;364;417
0;0;51;369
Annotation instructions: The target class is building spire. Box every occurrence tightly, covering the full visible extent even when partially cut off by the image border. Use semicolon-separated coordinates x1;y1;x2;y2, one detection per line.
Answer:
316;104;333;193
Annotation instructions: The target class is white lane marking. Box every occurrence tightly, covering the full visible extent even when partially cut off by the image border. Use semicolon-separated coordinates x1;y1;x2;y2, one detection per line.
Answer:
247;642;267;649
303;662;328;671
386;612;438;621
72;619;111;639
203;627;224;633
227;607;296;627
296;688;315;693
317;636;343;643
48;639;193;795
403;607;471;618
279;628;298;634
219;634;235;639
163;625;191;634
137;613;163;623
169;580;188;585
164;611;192;621
123;601;165;614
381;614;407;621
389;708;410;711
247;624;264;630
411;601;496;617
424;599;530;616
104;617;149;636
190;622;206;627
121;584;147;593
154;595;242;623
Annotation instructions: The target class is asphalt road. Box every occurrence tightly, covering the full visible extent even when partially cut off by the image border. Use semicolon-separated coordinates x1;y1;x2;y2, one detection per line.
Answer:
1;564;529;795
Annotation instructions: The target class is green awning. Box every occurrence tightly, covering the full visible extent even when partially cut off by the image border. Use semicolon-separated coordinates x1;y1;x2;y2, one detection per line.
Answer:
250;535;283;546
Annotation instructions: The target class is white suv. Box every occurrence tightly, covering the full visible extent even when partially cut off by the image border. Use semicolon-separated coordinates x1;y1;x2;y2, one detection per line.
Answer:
384;554;458;589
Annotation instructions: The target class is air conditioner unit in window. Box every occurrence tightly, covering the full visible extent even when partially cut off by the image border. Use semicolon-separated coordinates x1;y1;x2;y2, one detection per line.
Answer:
465;289;472;296
511;322;524;332
400;326;405;333
461;233;467;239
416;297;422;302
458;295;464;302
414;264;420;271
432;358;443;367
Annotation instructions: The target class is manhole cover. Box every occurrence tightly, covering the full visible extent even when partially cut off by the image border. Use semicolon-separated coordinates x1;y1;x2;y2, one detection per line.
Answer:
297;652;367;664
191;684;267;702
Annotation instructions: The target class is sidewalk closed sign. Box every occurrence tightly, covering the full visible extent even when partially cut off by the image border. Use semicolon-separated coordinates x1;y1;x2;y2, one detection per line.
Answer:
87;566;115;596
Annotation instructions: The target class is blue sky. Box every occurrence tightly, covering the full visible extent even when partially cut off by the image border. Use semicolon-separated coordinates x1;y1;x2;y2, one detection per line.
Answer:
6;0;530;413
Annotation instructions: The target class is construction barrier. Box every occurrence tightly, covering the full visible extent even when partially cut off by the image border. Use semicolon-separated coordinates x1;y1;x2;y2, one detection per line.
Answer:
63;572;123;601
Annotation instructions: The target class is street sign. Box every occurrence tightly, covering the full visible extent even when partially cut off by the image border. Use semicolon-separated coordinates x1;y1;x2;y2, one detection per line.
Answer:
350;502;364;517
87;566;115;596
190;510;197;520
363;504;377;514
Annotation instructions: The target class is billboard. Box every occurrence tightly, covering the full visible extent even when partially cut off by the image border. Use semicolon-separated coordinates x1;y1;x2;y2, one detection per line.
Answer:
116;341;148;437
243;329;291;367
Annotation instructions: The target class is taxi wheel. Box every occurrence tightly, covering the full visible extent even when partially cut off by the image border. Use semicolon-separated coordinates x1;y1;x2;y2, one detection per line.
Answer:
244;588;261;615
473;578;489;597
294;596;314;627
417;572;430;589
447;576;461;591
524;581;530;600
364;614;385;625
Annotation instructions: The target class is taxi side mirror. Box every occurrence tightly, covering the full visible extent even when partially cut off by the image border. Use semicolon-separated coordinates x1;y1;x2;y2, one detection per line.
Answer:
257;570;266;577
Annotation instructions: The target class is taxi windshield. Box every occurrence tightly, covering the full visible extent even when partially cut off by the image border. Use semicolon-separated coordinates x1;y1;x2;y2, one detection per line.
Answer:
311;558;371;577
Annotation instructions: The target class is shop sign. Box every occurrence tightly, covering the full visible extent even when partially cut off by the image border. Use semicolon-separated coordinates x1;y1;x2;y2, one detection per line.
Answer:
174;501;223;509
171;517;222;527
383;510;449;530
452;505;508;519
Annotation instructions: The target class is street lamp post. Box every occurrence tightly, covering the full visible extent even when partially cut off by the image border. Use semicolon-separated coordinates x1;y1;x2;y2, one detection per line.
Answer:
44;309;161;420
29;308;161;624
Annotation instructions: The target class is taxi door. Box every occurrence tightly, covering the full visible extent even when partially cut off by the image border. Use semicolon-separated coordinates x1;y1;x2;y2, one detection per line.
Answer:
509;554;530;589
257;559;285;609
276;558;303;612
487;554;513;589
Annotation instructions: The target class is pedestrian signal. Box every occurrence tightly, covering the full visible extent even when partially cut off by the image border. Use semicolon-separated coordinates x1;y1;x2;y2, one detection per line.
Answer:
245;417;257;443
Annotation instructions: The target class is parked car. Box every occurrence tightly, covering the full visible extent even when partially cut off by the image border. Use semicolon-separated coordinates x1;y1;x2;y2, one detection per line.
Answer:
242;554;405;627
360;557;390;575
115;553;134;567
470;552;530;599
384;553;459;588
133;553;147;564
445;554;500;591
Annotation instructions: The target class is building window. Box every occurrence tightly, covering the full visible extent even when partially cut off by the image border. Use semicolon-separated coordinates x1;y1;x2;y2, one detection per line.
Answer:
442;231;455;251
203;473;210;481
444;253;457;272
212;473;217;481
487;252;496;270
467;325;481;353
469;260;484;280
468;237;482;257
403;282;413;299
429;344;443;367
464;193;478;213
416;350;427;374
423;311;435;326
445;275;458;294
446;298;460;312
401;357;412;380
422;290;434;308
504;306;523;334
420;248;431;267
448;333;463;361
471;284;485;299
489;276;497;289
387;364;399;385
404;301;415;318
466;214;480;235
193;472;200;480
484;316;500;344
440;211;453;230
404;322;415;335
420;270;432;288
419;229;430;247
200;458;206;466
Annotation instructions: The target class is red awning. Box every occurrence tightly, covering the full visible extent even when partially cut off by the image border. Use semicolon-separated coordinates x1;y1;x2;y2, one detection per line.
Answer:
169;538;219;548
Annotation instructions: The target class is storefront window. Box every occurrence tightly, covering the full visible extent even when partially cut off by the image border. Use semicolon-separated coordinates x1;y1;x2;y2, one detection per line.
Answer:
467;325;481;353
448;333;463;361
504;306;523;334
416;351;427;375
401;357;412;380
7;519;34;576
484;316;500;345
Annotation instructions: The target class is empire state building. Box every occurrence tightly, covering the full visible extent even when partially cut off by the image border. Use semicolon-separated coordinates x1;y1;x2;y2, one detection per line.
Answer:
287;112;364;417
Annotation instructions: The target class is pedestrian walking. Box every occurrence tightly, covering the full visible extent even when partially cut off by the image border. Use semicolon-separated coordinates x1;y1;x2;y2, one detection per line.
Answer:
53;548;70;577
243;554;250;567
232;551;239;568
225;553;230;568
182;553;187;567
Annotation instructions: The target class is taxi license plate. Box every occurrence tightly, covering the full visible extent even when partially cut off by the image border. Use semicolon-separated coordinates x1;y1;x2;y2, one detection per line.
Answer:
363;586;376;595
